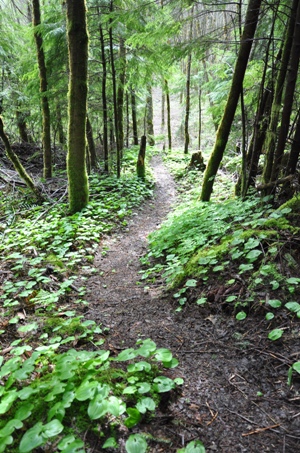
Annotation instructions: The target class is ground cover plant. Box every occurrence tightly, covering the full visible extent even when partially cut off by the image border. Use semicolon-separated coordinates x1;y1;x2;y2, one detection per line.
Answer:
142;150;300;376
0;149;191;452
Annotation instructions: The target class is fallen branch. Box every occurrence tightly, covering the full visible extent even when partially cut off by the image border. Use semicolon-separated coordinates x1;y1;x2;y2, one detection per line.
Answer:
242;423;281;436
256;174;293;191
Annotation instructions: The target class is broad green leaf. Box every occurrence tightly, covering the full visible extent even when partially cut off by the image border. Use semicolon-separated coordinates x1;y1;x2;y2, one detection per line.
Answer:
163;357;179;368
292;361;300;373
268;299;282;308
42;419;64;437
18;387;36;400
286;277;300;285
106;396;126;416
153;376;175;392
246;249;262;262
155;348;173;362
15;403;34;421
244;238;260;250
103;437;118;449
88;396;108;420
0;390;18;415
75;380;98;401
174;377;184;385
136;397;156;414
125;434;147;453
265;312;274;321
47;402;66;422
177;439;206;452
123;386;137;395
268;329;283;341
185;279;197;287
285;302;300;313
127;361;151;373
136;382;151;394
114;348;137;361
236;311;247;320
17;323;38;333
135;339;157;357
124;408;142;428
0;356;21;378
19;422;44;453
0;419;23;437
0;435;13;453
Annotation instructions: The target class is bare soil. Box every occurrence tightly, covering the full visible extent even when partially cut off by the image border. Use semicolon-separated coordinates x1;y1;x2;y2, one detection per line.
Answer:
86;156;300;452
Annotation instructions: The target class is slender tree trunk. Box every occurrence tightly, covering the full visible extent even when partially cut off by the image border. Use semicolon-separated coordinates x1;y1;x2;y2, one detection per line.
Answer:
131;89;138;146
285;109;300;177
86;116;96;168
56;103;66;145
184;53;192;154
66;0;89;214
136;135;146;179
262;0;299;184
270;0;300;182
0;117;43;200
165;79;172;151
99;21;109;172
198;88;201;150
32;0;52;179
146;87;155;146
109;0;121;177
200;0;262;202
161;89;165;132
117;37;126;156
125;91;129;148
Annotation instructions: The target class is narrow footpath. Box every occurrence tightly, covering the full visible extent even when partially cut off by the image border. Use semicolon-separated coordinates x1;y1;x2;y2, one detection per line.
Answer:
86;157;300;452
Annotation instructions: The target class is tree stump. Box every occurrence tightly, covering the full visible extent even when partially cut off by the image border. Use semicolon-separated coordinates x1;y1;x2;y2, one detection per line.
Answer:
188;151;206;172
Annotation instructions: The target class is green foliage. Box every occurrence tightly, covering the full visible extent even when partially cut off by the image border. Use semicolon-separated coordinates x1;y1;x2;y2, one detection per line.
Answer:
0;339;181;452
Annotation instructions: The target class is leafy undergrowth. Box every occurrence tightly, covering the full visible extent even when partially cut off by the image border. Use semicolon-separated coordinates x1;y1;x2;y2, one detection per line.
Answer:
0;148;192;452
142;149;300;382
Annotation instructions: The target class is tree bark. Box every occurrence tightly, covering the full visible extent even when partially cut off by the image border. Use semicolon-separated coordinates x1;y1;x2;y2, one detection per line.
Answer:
270;0;300;182
86;116;97;169
66;0;89;214
200;0;262;202
136;135;146;179
131;89;139;146
32;0;52;179
165;79;172;151
117;37;126;156
262;0;299;185
99;21;109;172
146;87;155;146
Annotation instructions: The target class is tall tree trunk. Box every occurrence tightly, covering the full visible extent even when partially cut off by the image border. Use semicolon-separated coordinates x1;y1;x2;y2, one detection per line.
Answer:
109;0;121;177
99;21;109;172
165;79;172;151
0;117;43;200
184;53;192;154
270;0;300;182
198;88;201;150
285;108;300;177
86;116;96;169
32;0;52;179
262;0;299;185
200;0;262;202
131;89;138;146
136;135;146;179
146;87;155;146
56;103;66;145
117;37;126;156
66;0;89;214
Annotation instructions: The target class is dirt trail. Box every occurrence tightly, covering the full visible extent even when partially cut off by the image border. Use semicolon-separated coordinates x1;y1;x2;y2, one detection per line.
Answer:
86;156;300;452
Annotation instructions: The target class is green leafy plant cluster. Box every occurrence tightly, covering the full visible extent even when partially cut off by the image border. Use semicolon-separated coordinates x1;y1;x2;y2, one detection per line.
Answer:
0;338;183;452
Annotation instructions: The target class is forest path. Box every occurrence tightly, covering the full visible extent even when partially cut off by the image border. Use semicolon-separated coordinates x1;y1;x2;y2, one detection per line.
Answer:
87;154;177;341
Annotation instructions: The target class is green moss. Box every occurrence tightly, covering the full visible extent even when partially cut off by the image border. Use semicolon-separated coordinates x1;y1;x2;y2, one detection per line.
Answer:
279;196;300;214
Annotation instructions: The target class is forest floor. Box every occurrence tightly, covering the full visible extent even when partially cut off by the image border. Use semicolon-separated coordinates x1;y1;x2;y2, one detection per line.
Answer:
85;155;300;453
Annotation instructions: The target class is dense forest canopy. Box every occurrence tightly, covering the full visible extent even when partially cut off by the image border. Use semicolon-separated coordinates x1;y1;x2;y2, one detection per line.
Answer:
0;0;299;208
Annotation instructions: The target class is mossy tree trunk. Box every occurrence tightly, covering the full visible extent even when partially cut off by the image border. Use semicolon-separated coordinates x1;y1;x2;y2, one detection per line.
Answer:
136;135;146;179
262;0;298;185
131;89;139;146
146;87;155;146
0;117;43;201
86;116;97;169
32;0;52;179
270;0;300;183
66;0;89;214
117;37;126;156
200;0;262;202
165;79;172;151
99;20;109;172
